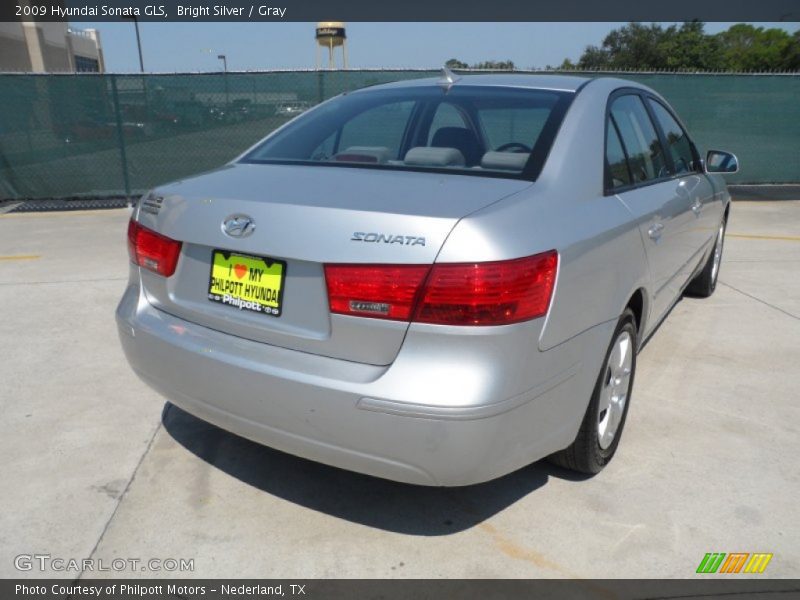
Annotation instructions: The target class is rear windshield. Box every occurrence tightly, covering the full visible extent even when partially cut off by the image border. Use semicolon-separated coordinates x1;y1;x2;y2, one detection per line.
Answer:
241;85;573;180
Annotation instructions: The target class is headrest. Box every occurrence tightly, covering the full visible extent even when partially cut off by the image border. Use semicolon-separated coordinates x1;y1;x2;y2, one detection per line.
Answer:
333;146;391;164
480;151;529;171
404;146;466;167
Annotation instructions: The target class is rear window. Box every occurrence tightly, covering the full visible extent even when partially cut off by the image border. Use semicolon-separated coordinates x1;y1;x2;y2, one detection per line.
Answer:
241;85;573;179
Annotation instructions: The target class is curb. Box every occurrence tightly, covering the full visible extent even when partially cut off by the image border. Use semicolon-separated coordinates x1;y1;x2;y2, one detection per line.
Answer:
729;185;800;201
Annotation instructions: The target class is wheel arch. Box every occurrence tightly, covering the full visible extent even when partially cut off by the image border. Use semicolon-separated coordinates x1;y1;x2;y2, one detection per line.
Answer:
625;287;648;345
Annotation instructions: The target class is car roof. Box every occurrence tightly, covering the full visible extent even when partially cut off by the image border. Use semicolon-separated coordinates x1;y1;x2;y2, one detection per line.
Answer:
359;73;593;94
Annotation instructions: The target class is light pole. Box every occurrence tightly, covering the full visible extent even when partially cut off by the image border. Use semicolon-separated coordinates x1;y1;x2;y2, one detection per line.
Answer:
122;16;148;122
218;54;229;107
124;16;145;72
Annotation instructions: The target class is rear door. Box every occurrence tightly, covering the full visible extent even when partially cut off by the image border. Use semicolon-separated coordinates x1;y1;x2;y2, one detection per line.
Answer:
606;92;693;326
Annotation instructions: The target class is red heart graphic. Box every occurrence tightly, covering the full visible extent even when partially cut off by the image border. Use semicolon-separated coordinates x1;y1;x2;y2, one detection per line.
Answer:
234;264;247;279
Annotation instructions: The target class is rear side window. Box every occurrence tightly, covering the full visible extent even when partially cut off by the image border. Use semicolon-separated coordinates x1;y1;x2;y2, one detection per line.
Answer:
609;95;667;184
647;99;696;174
606;120;631;188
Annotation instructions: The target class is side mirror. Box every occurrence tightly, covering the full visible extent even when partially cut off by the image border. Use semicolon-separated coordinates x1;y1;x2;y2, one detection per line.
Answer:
705;150;739;174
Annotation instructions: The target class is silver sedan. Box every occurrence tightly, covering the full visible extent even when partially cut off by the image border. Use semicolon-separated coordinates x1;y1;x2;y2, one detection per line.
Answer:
117;73;737;486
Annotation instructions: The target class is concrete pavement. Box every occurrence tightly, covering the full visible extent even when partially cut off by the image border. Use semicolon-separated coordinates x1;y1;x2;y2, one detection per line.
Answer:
0;203;798;579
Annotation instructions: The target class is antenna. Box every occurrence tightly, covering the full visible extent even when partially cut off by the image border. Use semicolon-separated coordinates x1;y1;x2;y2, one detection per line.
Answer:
438;66;461;92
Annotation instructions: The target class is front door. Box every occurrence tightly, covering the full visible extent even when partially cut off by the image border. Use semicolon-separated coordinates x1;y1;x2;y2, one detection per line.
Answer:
605;93;693;328
645;98;720;283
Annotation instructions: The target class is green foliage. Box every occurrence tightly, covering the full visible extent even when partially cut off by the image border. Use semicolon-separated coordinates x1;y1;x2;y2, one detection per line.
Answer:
717;24;795;71
570;22;799;72
783;32;800;70
445;58;468;69
472;60;516;70
444;58;515;70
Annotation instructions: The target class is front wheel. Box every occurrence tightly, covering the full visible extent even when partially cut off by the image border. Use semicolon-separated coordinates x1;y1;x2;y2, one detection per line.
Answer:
549;308;637;474
686;217;726;298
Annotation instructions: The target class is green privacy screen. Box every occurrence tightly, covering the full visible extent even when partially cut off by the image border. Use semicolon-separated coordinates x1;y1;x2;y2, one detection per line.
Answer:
0;70;797;200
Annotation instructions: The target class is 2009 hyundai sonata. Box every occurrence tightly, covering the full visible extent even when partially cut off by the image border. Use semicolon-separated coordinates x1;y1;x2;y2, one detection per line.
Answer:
117;73;737;486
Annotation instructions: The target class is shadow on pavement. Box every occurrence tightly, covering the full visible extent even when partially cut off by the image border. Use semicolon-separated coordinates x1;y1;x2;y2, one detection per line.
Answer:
163;403;589;536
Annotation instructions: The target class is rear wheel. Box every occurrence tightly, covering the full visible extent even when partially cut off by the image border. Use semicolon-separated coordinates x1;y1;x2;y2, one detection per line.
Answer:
686;217;726;298
549;309;637;474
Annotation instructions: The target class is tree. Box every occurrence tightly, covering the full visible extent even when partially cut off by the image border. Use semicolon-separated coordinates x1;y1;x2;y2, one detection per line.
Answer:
576;45;611;69
472;60;515;70
443;58;515;70
782;31;800;70
658;22;725;70
598;22;667;69
445;58;468;69
566;22;798;72
716;24;795;71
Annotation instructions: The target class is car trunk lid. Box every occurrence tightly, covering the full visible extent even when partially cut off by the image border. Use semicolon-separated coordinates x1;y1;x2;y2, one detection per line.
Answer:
135;163;530;365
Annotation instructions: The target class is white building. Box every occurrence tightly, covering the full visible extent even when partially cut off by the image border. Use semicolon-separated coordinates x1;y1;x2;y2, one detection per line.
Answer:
0;21;105;73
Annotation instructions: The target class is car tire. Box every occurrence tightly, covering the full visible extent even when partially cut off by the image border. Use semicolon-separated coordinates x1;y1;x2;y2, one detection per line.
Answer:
686;217;727;298
548;308;637;474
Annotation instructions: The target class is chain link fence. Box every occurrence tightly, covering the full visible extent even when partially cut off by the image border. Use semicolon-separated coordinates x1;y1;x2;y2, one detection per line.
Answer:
1;70;798;201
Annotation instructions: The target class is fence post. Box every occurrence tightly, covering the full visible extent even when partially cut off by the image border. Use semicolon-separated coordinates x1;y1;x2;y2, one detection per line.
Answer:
110;74;132;200
317;70;325;104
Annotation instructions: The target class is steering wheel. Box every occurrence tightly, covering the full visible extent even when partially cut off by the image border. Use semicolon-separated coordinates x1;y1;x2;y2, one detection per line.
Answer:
495;142;531;153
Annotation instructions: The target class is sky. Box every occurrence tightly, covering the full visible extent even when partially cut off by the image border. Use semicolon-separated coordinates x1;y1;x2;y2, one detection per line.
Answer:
71;22;800;73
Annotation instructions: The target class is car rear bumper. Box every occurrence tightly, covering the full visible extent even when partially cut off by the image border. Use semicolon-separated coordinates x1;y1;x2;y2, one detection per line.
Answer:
116;281;609;486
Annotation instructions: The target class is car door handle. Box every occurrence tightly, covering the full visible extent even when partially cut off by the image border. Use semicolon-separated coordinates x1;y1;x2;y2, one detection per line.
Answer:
648;222;664;240
691;199;702;214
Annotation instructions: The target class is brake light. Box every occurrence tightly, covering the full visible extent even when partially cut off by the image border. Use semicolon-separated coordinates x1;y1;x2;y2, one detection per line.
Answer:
324;250;557;326
127;220;182;277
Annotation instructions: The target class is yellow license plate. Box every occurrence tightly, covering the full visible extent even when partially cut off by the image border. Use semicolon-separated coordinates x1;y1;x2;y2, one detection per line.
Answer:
207;250;286;317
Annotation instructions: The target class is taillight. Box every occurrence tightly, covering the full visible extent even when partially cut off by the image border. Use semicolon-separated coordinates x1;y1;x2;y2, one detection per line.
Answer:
416;252;558;325
324;264;429;320
127;219;182;277
324;250;557;326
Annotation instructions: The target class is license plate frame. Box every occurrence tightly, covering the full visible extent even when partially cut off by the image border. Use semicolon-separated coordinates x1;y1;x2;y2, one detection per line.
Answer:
207;250;287;317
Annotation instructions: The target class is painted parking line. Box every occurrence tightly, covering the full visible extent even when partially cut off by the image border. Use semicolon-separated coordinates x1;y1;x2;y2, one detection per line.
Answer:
727;233;800;243
0;255;41;261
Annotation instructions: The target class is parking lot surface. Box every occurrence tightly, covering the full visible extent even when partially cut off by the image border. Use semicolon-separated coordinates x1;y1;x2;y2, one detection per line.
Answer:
1;202;798;579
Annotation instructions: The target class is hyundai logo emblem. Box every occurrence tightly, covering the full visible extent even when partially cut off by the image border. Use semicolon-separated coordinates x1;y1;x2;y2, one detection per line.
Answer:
222;214;255;238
